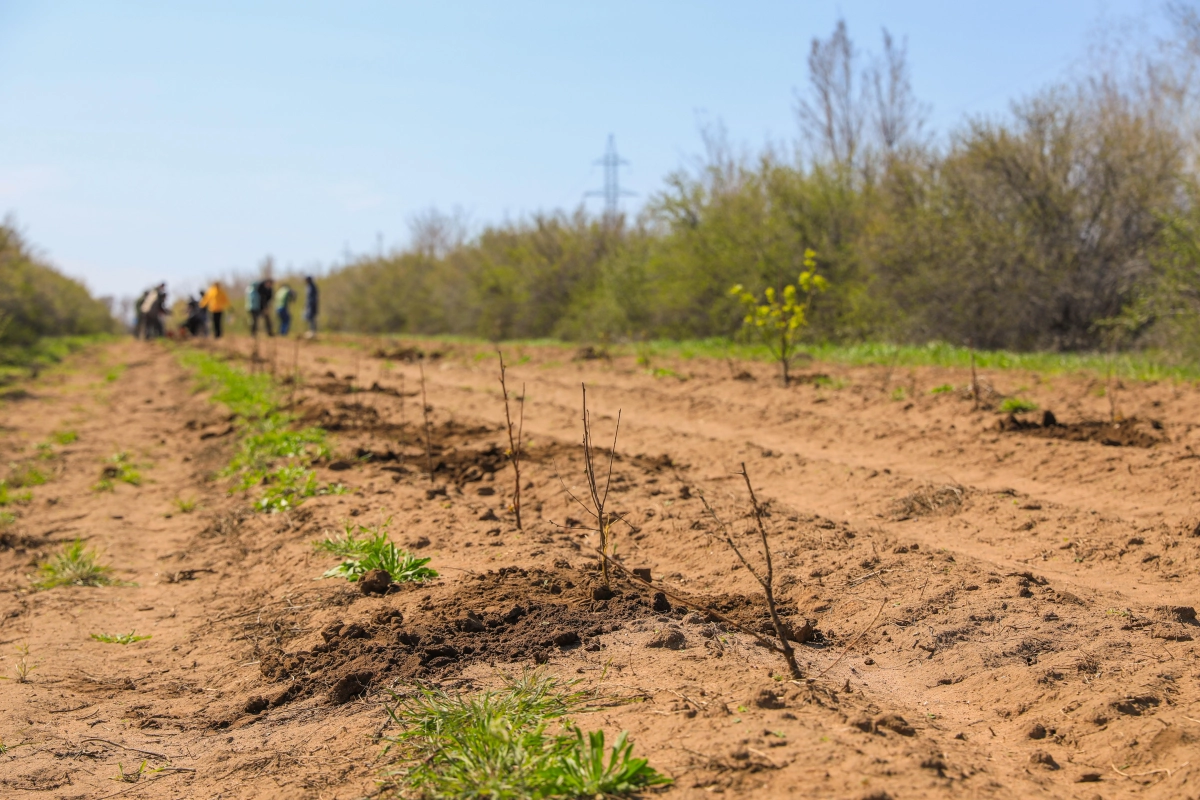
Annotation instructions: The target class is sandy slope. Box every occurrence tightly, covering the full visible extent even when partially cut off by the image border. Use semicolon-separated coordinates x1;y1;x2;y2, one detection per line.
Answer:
1;336;1198;799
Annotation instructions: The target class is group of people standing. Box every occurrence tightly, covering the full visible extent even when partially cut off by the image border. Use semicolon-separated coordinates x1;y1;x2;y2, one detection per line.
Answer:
133;276;319;340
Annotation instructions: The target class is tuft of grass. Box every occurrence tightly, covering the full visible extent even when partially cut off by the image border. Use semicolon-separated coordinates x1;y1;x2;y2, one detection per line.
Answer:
90;631;151;644
0;643;37;683
0;481;33;506
930;383;955;394
315;520;437;583
33;539;118;589
383;672;669;798
171;496;198;514
0;511;16;527
998;397;1039;414
98;451;142;487
52;430;78;445
8;465;48;488
890;386;908;402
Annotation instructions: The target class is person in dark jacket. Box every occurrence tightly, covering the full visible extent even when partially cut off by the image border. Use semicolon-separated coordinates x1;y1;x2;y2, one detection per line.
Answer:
303;276;319;337
250;278;275;337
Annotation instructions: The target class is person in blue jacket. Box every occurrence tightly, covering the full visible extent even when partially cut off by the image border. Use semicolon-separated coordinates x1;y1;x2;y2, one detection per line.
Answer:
303;276;319;337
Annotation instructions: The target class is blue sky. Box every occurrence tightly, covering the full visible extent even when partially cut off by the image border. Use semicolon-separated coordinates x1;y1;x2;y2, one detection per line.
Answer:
0;0;1162;299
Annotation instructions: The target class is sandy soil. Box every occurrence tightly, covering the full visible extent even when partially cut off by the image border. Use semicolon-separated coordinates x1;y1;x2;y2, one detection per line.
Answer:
1;336;1199;799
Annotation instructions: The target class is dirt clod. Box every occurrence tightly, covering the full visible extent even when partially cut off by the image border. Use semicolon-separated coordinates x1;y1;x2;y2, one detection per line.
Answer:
753;688;786;709
874;714;915;736
330;671;373;704
1029;749;1060;770
359;569;391;595
652;592;671;612
243;696;269;714
646;628;687;650
1027;722;1047;740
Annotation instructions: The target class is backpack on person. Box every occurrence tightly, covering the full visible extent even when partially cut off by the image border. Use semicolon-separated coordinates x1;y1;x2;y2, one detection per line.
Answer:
246;282;262;313
275;285;293;311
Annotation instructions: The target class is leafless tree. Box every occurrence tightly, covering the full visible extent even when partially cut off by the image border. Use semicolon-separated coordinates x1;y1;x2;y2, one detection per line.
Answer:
868;29;928;153
797;18;865;171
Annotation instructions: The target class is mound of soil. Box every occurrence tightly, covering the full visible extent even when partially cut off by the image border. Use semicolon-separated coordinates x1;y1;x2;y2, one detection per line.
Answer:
998;413;1161;447
372;346;443;362
256;566;804;707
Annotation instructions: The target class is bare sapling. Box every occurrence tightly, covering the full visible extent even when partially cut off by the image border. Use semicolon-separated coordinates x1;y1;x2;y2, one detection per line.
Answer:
698;463;802;680
419;361;434;483
556;385;621;589
497;352;525;530
969;347;980;411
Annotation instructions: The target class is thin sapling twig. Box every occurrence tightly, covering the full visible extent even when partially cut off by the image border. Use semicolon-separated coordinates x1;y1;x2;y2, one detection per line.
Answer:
419;361;433;483
498;352;525;530
697;464;802;680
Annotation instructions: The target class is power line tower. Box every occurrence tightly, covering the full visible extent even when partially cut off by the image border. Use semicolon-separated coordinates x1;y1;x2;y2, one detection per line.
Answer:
585;134;635;222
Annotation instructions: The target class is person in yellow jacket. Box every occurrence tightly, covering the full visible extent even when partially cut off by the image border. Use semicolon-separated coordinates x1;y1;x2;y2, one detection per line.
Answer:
199;281;231;338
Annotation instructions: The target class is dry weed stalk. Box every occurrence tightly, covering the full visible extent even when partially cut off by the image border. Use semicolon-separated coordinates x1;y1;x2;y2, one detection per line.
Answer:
698;464;802;680
497;352;525;530
419;361;433;482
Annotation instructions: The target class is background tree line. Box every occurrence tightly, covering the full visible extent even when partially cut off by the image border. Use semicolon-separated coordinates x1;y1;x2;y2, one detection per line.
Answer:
314;7;1200;355
0;220;118;353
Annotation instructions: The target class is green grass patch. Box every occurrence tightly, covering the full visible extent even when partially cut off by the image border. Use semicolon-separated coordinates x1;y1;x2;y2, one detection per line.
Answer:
0;481;32;506
383;673;669;798
172;496;199;513
90;631;151;644
100;451;142;487
8;464;48;488
998;397;1039;414
177;350;330;509
52;430;78;445
0;511;16;527
0;335;112;385
375;333;1200;383
315;520;437;582
33;539;120;589
930;383;955;394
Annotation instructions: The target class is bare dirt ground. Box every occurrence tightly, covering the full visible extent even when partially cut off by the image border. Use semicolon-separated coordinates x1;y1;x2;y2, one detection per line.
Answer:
2;336;1199;799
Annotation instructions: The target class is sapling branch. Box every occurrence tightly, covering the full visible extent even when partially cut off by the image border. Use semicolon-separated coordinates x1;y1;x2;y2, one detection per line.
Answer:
591;547;788;654
697;465;803;680
497;352;525;529
559;385;621;588
419;361;433;483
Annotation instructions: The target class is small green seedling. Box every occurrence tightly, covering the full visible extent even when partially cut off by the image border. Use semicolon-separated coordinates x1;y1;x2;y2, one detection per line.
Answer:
53;430;78;445
33;539;119;589
315;520;437;583
0;643;37;683
91;631;151;644
172;497;198;513
730;249;828;386
0;482;32;506
930;384;955;394
890;386;908;402
999;397;1038;414
112;760;163;783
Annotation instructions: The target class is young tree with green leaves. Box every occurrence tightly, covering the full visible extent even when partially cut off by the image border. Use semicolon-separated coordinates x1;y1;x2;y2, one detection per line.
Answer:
730;249;828;386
